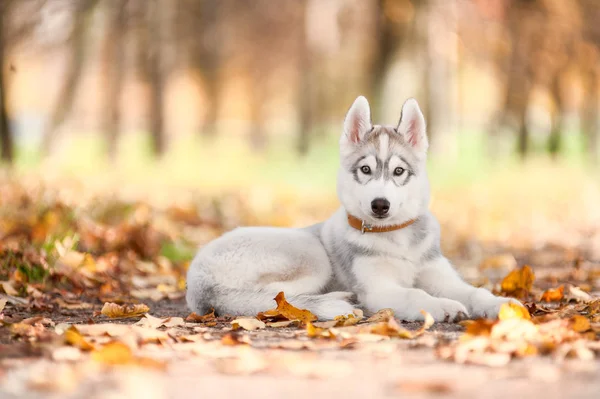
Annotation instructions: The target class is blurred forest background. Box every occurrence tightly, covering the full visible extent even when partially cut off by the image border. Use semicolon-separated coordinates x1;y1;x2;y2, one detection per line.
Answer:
1;0;599;168
0;0;600;254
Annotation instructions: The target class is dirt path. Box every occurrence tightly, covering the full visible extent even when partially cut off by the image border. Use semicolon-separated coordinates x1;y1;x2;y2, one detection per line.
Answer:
1;298;599;399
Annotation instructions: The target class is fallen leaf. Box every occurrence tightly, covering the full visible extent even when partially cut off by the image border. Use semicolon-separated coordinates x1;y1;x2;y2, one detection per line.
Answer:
333;313;362;327
540;285;564;302
135;314;184;329
0;298;7;313
100;302;149;319
185;309;216;323
257;292;317;323
498;302;531;320
1;281;19;296
568;286;593;302
570;315;591;333
55;298;95;310
415;310;435;335
266;320;300;328
221;332;251;346
460;319;496;336
231;318;266;331
366;308;395;323
91;342;133;365
500;265;534;299
64;326;95;351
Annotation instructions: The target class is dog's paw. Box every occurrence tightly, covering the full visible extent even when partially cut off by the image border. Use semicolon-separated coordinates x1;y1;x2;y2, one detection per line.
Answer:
418;298;469;323
316;298;355;320
470;296;523;319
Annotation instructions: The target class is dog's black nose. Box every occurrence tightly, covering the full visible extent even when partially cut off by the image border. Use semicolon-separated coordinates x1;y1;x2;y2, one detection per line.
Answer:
371;198;390;216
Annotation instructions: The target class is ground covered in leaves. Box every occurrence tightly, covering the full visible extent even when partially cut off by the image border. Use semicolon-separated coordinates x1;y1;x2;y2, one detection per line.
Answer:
1;175;600;398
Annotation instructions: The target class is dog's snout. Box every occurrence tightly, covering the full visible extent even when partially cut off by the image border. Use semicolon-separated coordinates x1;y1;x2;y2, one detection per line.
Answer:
371;198;390;216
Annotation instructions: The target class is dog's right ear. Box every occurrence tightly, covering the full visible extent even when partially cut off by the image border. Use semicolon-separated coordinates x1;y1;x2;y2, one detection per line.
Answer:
342;96;372;145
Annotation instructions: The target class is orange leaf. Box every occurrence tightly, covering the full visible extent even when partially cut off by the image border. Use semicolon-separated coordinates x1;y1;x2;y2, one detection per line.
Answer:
570;315;591;333
91;342;133;365
64;326;95;351
498;302;531;320
500;265;535;299
185;309;216;323
257;292;317;323
540;285;564;302
100;302;149;319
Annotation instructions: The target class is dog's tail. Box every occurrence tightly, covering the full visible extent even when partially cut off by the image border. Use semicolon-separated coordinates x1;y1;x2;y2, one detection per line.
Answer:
186;269;353;320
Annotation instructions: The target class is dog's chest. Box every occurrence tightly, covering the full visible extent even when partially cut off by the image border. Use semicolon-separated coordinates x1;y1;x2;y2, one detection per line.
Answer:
348;233;420;288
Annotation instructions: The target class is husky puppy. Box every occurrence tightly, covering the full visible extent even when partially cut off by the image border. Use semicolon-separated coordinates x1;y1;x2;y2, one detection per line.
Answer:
186;96;520;321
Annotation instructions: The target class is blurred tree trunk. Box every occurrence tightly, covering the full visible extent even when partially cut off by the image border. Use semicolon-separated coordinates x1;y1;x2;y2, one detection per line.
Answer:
424;0;459;160
0;0;13;164
41;0;98;154
101;1;127;161
137;0;166;157
582;70;600;164
297;0;312;156
368;0;401;121
193;0;222;137
547;74;564;159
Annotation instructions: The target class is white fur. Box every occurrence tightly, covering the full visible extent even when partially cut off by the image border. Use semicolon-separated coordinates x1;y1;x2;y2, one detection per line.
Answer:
186;96;522;321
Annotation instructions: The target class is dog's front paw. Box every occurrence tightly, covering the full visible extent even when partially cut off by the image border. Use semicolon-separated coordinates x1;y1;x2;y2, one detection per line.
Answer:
470;296;523;319
424;298;469;322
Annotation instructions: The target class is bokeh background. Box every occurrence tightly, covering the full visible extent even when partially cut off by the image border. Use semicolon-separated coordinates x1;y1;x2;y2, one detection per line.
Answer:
1;0;600;271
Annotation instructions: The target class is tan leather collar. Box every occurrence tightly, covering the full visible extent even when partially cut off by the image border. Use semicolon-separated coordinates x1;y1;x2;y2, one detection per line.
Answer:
347;213;416;234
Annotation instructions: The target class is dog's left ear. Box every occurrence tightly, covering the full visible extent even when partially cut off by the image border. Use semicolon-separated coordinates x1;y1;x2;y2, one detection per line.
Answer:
397;98;428;154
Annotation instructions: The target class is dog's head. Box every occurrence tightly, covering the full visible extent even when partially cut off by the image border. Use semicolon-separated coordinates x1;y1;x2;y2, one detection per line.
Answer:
337;96;430;225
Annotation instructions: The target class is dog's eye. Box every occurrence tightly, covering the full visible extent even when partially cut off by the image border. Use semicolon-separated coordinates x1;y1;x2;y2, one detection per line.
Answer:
394;167;405;176
360;166;371;174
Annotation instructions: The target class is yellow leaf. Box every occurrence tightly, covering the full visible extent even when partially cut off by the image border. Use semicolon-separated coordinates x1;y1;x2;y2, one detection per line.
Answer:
366;308;395;323
64;326;95;351
91;342;133;365
461;319;496;336
415;310;435;335
500;265;535;299
0;298;6;313
498;302;531;320
257;292;317;323
100;302;149;319
231;318;266;331
570;315;591;333
540;285;564;302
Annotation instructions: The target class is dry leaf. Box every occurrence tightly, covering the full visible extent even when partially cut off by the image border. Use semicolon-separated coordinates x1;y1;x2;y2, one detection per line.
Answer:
101;302;149;319
256;292;317;323
540;285;564;302
0;298;7;313
266;320;300;328
570;315;591;333
366;308;395;323
92;342;134;365
231;318;266;331
415;310;435;335
136;314;184;329
1;281;19;296
64;326;95;351
568;286;593;302
333;313;362;327
500;265;534;299
185;309;216;323
498;302;531;320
